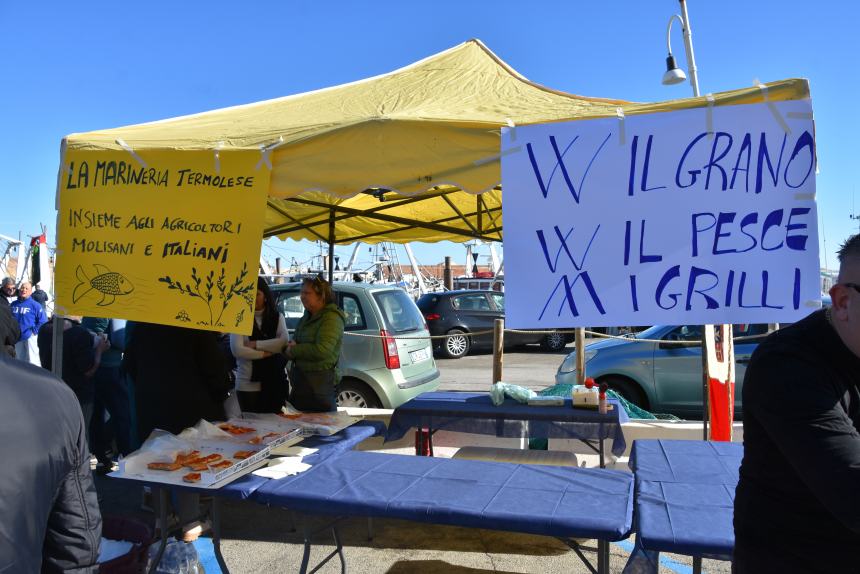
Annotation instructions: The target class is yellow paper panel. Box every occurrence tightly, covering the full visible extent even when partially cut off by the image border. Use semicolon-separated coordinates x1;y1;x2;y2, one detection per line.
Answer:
54;149;270;334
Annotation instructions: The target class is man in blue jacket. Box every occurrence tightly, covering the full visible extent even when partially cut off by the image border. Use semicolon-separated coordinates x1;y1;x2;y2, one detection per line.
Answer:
11;281;47;365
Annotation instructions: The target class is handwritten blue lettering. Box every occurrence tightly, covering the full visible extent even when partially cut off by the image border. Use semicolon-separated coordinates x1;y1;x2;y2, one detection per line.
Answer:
526;133;610;202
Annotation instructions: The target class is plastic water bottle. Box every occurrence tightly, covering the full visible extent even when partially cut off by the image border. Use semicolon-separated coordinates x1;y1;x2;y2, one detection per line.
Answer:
146;539;200;574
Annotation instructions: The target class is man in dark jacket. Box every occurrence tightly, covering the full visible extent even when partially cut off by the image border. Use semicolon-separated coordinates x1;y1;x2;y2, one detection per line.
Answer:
123;323;229;438
82;317;132;471
123;323;230;541
0;301;19;356
38;316;109;434
31;283;49;309
734;234;860;573
0;353;102;573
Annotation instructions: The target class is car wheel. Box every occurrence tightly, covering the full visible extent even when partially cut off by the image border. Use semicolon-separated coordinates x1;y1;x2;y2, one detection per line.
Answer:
603;377;648;409
337;379;381;408
540;332;567;351
442;329;470;359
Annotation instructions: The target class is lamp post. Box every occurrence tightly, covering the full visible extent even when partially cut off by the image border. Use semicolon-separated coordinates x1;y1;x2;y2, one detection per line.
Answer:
662;0;700;97
662;1;713;452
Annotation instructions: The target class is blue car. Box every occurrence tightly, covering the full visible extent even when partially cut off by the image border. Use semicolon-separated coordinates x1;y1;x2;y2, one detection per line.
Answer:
555;297;829;419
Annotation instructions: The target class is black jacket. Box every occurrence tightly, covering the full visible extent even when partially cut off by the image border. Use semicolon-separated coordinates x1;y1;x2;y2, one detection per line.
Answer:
734;310;860;573
37;319;97;402
0;354;101;573
0;300;19;354
124;323;230;438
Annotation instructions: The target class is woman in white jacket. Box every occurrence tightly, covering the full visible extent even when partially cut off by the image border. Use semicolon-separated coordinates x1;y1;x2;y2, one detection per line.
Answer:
230;277;289;413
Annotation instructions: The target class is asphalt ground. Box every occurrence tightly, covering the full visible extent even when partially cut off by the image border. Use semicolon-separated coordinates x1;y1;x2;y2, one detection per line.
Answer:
95;346;732;573
433;342;575;393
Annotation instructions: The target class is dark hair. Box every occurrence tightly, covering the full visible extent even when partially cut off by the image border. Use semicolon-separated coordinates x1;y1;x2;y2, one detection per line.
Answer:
302;275;334;305
256;276;279;333
838;234;860;264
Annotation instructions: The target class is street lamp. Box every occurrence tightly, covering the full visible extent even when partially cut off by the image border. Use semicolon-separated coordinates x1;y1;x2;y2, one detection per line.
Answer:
662;0;700;97
662;1;711;447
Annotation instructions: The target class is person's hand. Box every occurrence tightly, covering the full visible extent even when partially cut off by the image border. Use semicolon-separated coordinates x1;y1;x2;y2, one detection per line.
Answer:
261;351;272;358
286;340;297;350
245;340;257;349
96;335;110;353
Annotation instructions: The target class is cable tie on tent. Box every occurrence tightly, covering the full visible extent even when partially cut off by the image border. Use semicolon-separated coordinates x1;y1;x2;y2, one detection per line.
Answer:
214;141;225;174
505;118;517;142
755;82;791;134
115;138;148;168
616;108;626;145
256;136;285;171
705;93;715;140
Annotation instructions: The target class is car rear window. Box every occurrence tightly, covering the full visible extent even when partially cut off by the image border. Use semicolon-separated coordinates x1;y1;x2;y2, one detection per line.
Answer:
452;294;491;311
373;289;425;334
276;291;304;329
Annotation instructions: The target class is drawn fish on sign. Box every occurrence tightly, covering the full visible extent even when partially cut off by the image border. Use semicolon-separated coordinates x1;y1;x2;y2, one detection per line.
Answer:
73;264;134;306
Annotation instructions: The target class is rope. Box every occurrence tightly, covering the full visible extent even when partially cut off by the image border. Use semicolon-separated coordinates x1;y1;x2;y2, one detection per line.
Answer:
344;330;495;340
343;327;772;344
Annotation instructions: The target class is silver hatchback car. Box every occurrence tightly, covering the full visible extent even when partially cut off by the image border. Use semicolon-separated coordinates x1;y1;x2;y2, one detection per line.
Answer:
271;282;440;409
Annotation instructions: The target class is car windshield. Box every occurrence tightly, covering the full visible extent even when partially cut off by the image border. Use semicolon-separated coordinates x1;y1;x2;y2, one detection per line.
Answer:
373;289;425;334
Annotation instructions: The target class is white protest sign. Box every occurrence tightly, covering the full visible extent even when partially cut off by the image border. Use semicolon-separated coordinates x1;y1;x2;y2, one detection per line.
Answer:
502;99;818;328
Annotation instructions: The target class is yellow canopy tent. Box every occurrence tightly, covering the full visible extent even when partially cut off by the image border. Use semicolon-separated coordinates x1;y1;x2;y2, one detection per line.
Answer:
64;39;809;247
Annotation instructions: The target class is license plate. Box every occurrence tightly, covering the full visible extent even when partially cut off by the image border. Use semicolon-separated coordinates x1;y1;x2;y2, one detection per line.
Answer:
409;347;430;363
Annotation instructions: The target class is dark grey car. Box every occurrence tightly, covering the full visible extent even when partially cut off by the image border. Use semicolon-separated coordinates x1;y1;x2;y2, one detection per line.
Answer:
416;290;568;359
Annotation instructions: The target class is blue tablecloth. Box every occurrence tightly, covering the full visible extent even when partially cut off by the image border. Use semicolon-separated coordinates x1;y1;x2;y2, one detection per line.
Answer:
385;391;629;456
117;420;386;500
626;439;741;570
254;450;634;541
630;438;742;485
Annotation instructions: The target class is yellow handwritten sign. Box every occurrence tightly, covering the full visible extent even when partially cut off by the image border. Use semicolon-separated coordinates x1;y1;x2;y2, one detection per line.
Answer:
55;148;270;334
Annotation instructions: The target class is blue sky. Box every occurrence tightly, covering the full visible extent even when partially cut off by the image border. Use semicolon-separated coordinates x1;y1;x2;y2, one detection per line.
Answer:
1;1;856;273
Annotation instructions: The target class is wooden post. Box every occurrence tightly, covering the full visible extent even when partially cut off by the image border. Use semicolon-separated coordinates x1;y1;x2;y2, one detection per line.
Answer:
443;256;453;290
492;318;504;385
574;327;586;385
275;257;281;275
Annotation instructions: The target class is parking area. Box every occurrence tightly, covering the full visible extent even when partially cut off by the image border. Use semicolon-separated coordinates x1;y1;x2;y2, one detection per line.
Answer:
433;342;580;393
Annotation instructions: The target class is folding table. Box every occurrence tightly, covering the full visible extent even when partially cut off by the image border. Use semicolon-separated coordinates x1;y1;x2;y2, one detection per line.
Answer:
625;439;742;574
254;450;635;574
118;419;386;574
385;391;629;467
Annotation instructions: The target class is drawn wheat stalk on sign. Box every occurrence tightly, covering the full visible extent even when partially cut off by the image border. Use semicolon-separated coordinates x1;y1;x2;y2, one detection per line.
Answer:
159;262;254;327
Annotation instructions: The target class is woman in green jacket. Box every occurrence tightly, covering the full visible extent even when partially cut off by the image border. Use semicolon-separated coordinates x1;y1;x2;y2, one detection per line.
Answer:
285;276;345;411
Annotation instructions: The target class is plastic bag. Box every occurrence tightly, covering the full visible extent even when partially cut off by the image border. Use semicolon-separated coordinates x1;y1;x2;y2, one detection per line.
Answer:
146;539;200;574
490;382;536;405
490;382;506;406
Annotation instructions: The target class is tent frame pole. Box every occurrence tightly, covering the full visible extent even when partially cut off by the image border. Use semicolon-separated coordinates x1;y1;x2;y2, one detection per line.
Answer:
328;210;335;285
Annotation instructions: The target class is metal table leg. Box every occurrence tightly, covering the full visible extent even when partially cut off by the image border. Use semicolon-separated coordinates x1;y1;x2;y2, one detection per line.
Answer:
147;489;169;574
298;516;348;574
599;437;605;468
211;497;230;573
